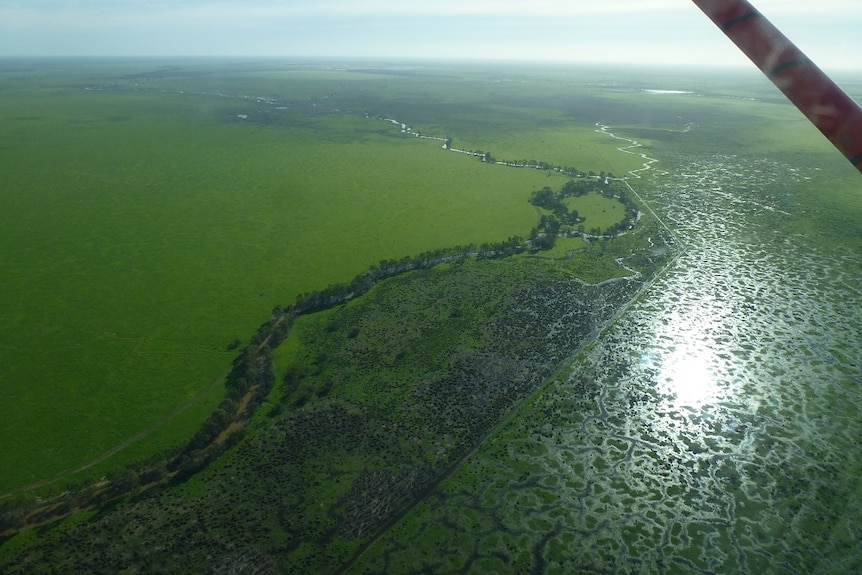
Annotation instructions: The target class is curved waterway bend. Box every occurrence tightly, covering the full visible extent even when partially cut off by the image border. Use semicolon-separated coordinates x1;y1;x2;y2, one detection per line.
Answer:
595;122;660;179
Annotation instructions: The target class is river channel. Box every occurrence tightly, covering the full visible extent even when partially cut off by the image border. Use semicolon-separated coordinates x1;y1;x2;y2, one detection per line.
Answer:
356;153;862;574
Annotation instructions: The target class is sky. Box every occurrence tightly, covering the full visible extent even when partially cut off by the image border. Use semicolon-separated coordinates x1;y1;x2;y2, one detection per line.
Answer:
0;0;860;71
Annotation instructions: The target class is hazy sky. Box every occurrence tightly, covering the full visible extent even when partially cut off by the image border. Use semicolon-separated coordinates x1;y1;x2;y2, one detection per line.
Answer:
1;0;860;71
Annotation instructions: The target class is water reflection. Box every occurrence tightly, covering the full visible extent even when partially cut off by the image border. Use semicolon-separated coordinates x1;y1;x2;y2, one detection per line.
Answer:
642;290;738;409
349;155;862;574
659;344;717;407
577;156;862;571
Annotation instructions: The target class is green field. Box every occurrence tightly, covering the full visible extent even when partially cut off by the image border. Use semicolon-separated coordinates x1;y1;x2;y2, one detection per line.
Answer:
0;59;674;495
0;206;672;571
1;62;594;493
564;192;627;232
2;59;862;574
2;58;857;496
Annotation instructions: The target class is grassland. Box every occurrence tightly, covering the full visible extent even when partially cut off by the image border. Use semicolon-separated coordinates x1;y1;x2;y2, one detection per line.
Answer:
1;57;861;574
1;62;591;494
564;192;627;232
0;204;675;572
0;58;685;495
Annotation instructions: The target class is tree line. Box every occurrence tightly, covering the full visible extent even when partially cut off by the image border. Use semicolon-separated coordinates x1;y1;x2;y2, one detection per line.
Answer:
443;137;615;181
527;178;639;250
292;236;527;315
0;234;536;538
0;310;285;537
0;174;641;537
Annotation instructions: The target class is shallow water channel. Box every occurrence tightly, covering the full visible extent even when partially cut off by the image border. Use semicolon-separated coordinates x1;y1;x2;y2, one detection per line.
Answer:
357;155;862;574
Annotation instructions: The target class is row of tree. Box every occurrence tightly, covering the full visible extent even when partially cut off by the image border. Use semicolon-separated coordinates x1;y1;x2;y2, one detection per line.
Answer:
476;150;616;182
527;179;640;251
442;136;618;181
293;237;527;316
0;308;286;537
4;172;641;535
1;228;546;537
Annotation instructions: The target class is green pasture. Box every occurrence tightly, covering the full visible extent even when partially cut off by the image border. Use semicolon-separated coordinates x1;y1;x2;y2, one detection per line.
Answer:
89;61;655;175
4;59;862;573
2;58;858;498
480;125;649;177
611;89;837;158
537;236;588;259
565;192;627;232
0;66;572;494
593;70;857;165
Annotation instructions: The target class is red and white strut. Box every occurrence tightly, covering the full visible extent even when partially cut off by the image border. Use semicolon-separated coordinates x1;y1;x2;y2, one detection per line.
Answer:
692;0;862;173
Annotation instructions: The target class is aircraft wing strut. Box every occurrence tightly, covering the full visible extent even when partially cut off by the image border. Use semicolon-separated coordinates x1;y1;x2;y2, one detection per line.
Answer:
692;0;862;173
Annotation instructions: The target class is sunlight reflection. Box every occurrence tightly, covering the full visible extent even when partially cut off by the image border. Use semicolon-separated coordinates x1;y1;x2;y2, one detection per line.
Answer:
660;346;716;407
645;292;737;409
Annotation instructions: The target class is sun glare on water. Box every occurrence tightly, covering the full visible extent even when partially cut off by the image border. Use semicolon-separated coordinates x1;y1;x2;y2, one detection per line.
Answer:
660;346;717;407
644;292;738;409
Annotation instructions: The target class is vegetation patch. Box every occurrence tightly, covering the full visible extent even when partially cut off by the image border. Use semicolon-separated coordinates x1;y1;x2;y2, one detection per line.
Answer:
5;59;859;574
0;190;674;572
0;62;564;494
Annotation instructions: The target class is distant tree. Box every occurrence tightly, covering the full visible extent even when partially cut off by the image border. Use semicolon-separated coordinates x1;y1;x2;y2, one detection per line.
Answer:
531;233;556;250
540;215;561;235
530;186;556;209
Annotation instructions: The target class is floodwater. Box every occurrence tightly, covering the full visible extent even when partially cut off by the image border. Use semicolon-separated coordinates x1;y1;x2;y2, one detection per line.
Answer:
562;155;862;572
360;154;862;574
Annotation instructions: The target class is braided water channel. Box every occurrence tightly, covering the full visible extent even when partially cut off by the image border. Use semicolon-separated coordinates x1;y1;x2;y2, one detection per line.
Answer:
352;156;862;574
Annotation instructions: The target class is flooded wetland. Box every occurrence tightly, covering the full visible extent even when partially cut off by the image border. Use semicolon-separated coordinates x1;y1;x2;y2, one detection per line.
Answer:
1;61;860;574
353;153;862;574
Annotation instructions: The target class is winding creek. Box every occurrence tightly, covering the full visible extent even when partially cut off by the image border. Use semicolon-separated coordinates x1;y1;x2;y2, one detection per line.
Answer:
126;87;862;572
3;78;859;572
